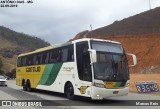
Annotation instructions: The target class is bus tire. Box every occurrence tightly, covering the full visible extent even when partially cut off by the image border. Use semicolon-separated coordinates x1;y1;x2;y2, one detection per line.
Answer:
23;82;27;91
26;80;32;92
65;83;75;100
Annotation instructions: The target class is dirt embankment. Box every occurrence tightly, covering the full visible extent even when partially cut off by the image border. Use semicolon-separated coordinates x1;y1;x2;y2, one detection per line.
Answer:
130;74;160;95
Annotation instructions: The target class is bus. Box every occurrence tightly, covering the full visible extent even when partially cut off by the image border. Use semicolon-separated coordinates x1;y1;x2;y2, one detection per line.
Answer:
16;38;137;100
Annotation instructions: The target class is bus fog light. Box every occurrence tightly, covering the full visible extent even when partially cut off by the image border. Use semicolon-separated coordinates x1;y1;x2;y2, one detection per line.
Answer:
96;94;100;97
125;83;130;87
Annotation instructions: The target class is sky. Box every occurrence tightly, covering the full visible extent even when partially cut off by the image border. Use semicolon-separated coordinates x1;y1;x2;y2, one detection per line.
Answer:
0;0;160;44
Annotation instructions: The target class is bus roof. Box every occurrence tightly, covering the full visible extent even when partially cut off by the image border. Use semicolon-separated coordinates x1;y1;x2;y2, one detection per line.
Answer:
18;38;121;57
18;42;71;57
72;38;121;44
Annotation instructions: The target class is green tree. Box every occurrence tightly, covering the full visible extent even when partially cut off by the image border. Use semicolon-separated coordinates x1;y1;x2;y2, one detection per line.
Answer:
0;58;2;69
0;58;4;75
0;70;5;75
6;68;16;79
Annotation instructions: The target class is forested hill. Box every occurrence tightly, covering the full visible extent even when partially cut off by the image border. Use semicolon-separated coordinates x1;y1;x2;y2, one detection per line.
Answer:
0;26;50;51
0;26;50;74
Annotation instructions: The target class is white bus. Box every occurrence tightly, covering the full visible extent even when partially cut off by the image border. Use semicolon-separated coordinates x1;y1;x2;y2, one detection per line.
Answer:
16;38;137;100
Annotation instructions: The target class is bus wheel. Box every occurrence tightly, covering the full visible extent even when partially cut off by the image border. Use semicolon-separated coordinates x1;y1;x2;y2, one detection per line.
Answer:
65;83;75;100
23;82;27;91
26;81;32;92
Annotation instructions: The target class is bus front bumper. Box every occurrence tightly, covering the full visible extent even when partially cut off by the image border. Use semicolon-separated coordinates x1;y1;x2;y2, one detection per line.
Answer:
91;86;129;100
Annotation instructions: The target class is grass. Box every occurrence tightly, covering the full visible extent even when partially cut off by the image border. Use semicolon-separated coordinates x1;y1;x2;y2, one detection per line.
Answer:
0;37;18;48
0;37;17;73
130;74;160;96
0;55;16;73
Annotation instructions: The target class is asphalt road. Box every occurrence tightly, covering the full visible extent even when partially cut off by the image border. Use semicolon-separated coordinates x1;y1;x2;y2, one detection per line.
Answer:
0;80;159;109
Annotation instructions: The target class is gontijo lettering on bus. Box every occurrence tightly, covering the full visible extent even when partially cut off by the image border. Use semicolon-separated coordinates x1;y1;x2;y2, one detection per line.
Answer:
26;66;41;72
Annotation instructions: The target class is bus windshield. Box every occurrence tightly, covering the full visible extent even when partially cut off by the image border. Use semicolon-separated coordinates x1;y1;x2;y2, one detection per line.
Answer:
91;41;129;81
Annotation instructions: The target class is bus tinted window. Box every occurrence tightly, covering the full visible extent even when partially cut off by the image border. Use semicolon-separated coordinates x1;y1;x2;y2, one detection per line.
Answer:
62;48;68;62
17;44;74;67
17;57;21;67
68;45;74;61
50;49;59;63
38;53;43;64
26;55;33;66
49;45;74;63
57;49;62;62
42;52;49;64
61;45;74;62
22;57;26;66
33;55;36;65
33;53;43;65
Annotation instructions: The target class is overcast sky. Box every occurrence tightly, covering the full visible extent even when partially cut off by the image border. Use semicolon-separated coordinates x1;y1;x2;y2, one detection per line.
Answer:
0;0;160;44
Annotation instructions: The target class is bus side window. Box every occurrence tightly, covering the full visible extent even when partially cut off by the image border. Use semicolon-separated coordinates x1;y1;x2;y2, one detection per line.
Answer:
61;45;74;62
36;53;43;64
57;49;62;62
22;57;26;66
61;47;68;62
42;52;49;64
50;49;57;63
29;55;33;65
26;55;33;66
68;45;74;61
33;55;37;65
39;53;43;64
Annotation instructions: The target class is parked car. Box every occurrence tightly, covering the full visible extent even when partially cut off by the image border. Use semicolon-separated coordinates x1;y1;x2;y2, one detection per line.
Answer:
4;76;10;80
0;75;7;87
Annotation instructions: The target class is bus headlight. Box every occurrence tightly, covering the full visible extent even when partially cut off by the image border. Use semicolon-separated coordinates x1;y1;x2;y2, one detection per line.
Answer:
93;82;105;88
125;83;130;87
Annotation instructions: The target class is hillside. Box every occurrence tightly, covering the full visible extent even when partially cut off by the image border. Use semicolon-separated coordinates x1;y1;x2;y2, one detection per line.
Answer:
0;26;50;50
87;7;160;38
71;7;160;74
0;26;50;73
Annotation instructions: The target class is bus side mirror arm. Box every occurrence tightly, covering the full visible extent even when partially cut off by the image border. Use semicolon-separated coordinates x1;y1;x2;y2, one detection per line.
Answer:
88;49;97;64
127;53;137;67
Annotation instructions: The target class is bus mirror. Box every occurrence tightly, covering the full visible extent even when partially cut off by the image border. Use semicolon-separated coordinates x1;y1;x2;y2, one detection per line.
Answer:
88;49;97;64
127;53;137;67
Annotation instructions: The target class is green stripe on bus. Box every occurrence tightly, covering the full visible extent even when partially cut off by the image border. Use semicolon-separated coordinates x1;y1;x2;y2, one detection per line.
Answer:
38;64;54;85
120;81;126;87
39;63;63;86
115;82;122;87
44;63;63;85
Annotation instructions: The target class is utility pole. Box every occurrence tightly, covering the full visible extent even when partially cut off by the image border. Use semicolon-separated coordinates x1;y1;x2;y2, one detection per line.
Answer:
90;24;92;31
83;25;92;38
90;24;93;38
149;0;151;10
